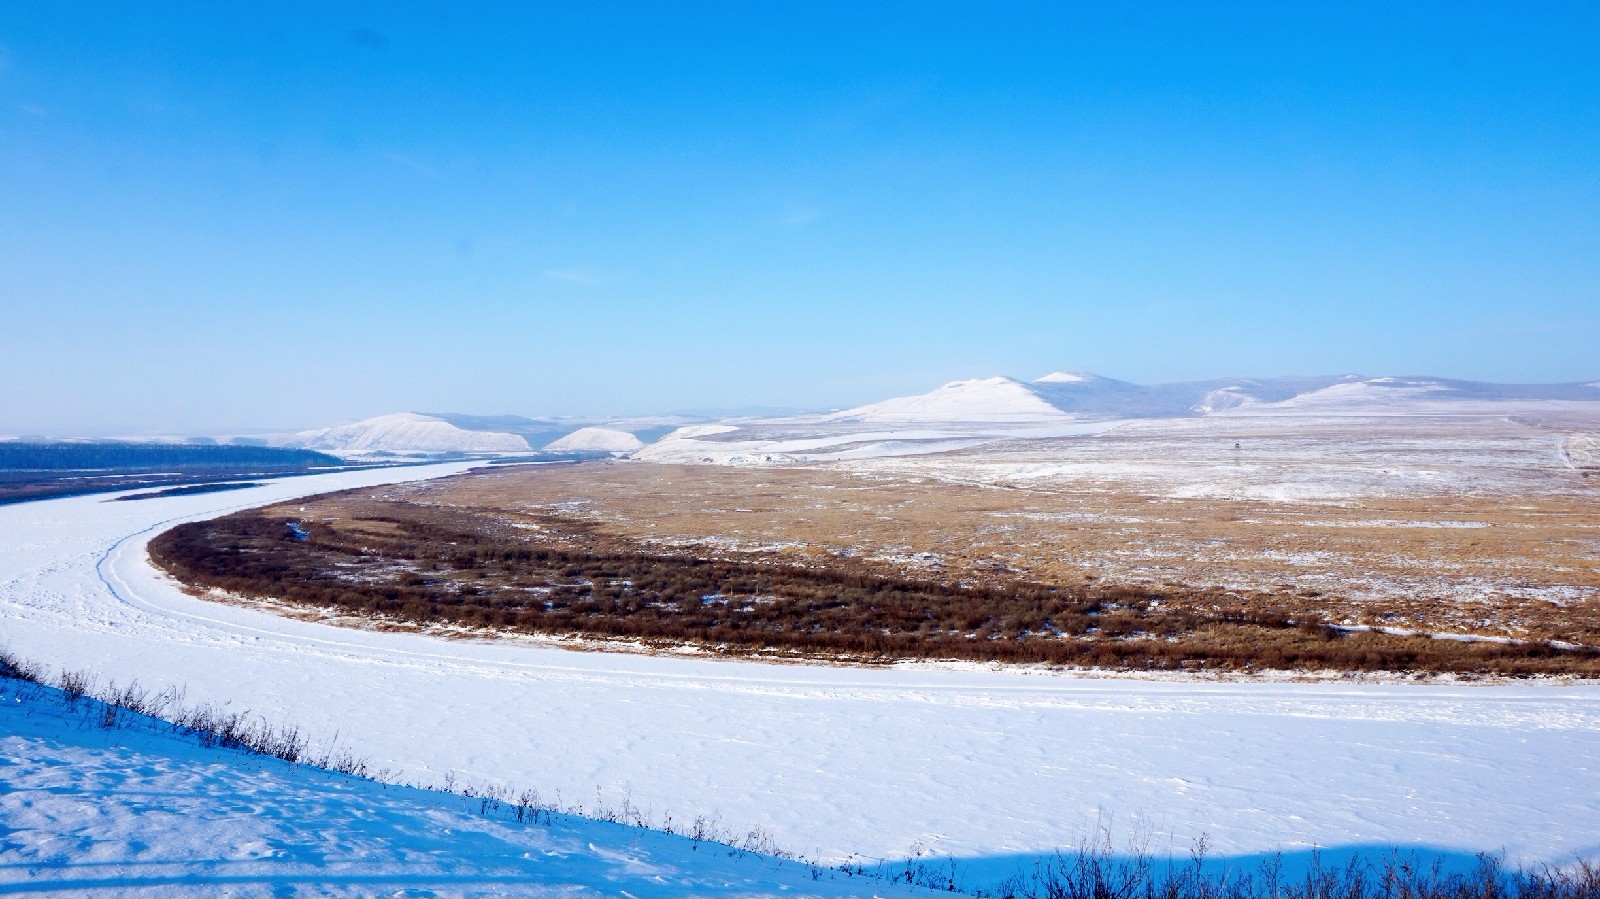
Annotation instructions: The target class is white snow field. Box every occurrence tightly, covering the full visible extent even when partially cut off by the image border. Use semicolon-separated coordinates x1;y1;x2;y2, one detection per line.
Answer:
0;680;910;898
3;464;1600;894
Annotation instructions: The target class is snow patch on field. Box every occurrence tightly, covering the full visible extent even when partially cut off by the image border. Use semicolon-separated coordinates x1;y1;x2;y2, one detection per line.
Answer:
1304;519;1492;529
1566;434;1600;466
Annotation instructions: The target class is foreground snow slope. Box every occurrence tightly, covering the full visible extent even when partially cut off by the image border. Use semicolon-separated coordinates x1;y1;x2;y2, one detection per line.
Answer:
2;464;1599;892
0;681;907;898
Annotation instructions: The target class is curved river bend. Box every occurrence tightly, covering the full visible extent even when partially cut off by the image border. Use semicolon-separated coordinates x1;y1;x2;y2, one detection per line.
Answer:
2;462;1597;879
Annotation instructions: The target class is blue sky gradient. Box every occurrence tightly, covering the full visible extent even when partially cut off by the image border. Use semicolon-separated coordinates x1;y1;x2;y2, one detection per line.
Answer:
2;2;1597;433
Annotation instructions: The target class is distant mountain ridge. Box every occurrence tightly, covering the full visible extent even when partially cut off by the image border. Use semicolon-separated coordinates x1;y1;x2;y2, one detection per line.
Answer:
823;373;1600;423
265;412;689;457
239;373;1600;461
635;372;1600;465
269;413;532;455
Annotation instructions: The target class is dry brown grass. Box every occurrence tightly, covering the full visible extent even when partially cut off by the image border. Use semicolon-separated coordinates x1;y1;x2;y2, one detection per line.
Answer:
400;461;1600;647
147;459;1600;675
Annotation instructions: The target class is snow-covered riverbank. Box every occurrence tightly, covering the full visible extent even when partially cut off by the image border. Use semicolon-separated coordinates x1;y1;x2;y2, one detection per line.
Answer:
0;672;909;897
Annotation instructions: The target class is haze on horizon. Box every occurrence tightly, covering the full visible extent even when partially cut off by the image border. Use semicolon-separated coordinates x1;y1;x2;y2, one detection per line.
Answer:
2;2;1597;436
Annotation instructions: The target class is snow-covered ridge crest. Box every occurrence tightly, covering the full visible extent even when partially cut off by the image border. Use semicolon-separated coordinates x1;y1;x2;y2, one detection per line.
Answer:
272;412;530;455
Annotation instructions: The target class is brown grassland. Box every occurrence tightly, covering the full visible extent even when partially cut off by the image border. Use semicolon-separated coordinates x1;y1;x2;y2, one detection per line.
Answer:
149;460;1600;676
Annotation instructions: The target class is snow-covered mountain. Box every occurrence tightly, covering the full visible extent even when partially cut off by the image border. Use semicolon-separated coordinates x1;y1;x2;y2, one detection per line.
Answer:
544;427;645;453
270;413;531;456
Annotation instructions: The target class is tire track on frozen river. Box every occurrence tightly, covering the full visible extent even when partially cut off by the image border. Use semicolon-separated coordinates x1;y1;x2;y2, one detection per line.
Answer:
4;462;1600;876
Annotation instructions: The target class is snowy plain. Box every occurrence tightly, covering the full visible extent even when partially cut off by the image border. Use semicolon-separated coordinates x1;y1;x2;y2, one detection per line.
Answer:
3;463;1600;894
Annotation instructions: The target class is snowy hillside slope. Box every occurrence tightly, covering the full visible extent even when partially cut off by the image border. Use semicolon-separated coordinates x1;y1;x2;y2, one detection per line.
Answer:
544;427;645;453
1026;372;1175;415
4;468;1600;895
0;678;911;898
270;413;530;455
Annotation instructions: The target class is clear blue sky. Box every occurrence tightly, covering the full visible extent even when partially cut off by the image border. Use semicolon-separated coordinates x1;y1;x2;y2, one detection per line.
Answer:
2;2;1597;434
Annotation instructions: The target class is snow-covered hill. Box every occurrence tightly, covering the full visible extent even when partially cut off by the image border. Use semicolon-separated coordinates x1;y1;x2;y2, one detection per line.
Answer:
544;426;645;453
1255;376;1600;414
263;412;689;458
826;376;1070;422
271;413;531;456
821;373;1371;423
838;372;1600;424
